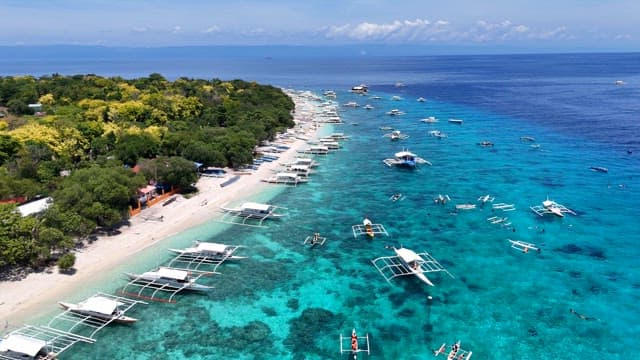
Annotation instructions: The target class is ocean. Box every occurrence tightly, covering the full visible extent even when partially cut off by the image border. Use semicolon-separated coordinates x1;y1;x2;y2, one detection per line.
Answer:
3;51;640;359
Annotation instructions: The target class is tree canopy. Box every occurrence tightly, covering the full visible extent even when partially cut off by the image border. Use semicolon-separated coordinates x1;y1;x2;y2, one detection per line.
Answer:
0;74;295;269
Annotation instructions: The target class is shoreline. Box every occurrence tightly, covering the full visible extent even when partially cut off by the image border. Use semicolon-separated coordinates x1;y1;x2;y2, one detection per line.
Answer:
0;90;330;329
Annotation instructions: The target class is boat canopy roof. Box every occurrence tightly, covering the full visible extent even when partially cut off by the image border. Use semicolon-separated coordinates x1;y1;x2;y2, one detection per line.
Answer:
395;247;422;262
156;267;189;280
294;157;312;164
277;172;298;178
0;334;47;357
196;242;227;253
241;202;272;212
395;150;416;157
80;296;121;315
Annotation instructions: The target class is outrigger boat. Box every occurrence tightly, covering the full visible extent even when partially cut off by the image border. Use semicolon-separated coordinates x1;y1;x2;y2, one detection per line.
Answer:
477;194;494;204
339;328;370;359
386;109;405;116
262;172;308;185
509;239;540;253
57;294;140;324
434;340;472;360
219;202;287;227
303;232;326;247
421;116;438;123
124;267;212;292
530;197;576;217
168;241;246;261
383;130;409;141
372;247;454;286
395;247;434;285
383;149;431;168
352;217;388;239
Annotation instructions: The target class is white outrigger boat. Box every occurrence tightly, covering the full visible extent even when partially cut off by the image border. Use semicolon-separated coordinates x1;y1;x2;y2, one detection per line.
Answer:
219;201;287;227
125;267;212;292
448;118;463;125
372;247;454;286
262;172;308;186
530;197;576;217
383;149;431;168
339;328;370;359
434;340;472;360
421;116;438;123
169;241;246;261
477;194;494;204
508;239;540;253
383;130;409;141
0;325;90;360
57;294;141;324
282;157;318;168
386;109;405;116
429;130;447;138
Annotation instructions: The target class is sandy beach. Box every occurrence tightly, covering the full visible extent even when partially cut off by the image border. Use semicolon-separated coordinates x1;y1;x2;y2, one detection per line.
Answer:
0;90;330;329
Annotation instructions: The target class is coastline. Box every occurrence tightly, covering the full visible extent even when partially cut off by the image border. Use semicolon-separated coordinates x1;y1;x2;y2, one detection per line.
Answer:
0;90;329;329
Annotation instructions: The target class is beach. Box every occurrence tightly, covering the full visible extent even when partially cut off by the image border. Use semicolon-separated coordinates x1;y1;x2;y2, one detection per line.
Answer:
0;91;327;329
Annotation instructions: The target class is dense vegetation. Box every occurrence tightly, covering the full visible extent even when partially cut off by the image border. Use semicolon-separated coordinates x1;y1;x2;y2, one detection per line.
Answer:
0;74;294;270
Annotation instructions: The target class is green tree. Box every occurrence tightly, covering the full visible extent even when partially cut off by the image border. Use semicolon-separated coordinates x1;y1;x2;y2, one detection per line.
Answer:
57;252;75;271
53;165;145;229
138;156;198;189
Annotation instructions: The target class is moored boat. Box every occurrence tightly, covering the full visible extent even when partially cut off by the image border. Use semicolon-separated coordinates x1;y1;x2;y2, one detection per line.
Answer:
58;295;138;324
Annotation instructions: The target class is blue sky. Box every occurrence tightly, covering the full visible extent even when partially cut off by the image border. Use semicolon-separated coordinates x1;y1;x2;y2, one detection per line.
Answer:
1;0;638;51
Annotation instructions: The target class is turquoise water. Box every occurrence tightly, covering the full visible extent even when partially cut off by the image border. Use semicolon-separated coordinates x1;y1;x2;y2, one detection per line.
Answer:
55;87;640;359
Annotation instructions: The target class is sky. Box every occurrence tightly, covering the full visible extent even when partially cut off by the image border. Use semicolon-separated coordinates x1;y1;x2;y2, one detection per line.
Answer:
0;0;638;52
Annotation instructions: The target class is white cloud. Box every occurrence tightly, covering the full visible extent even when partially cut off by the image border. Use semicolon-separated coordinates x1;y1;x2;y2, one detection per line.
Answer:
172;25;182;34
325;19;577;43
202;25;221;34
131;27;147;33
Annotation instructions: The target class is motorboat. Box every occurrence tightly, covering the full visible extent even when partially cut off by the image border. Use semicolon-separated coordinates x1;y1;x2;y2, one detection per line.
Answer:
448;118;463;125
394;247;434;286
478;141;494;147
383;149;431;168
417;97;426;102
389;193;404;202
125;267;212;291
363;104;374;110
391;95;402;101
343;101;359;108
520;136;536;142
58;295;138;324
168;241;246;261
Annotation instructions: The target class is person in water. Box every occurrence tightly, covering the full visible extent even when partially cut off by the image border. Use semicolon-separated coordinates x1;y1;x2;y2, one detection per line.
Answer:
569;308;598;321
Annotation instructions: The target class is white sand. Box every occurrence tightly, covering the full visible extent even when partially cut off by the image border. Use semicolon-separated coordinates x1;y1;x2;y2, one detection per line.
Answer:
0;91;331;329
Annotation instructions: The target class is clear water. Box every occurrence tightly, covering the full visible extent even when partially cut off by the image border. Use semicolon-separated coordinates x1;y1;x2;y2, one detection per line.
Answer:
4;53;639;359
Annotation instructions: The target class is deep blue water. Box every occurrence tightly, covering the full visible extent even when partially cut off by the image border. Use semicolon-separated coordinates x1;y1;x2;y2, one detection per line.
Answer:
3;52;640;359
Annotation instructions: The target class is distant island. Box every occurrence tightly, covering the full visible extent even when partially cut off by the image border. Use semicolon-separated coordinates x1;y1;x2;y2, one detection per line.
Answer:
0;73;294;272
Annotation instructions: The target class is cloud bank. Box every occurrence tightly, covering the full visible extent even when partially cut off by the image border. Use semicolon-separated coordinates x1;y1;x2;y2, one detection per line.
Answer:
325;19;580;43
